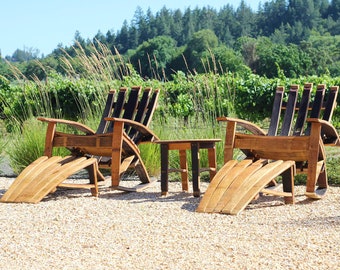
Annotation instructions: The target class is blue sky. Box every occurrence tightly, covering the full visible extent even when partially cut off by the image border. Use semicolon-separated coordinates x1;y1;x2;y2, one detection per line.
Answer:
0;0;262;57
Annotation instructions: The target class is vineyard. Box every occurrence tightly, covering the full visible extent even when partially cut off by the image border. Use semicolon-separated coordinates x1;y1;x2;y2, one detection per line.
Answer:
0;44;340;183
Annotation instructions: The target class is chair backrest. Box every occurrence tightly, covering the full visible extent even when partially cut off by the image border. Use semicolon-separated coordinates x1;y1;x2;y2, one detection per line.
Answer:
95;86;159;142
268;83;338;139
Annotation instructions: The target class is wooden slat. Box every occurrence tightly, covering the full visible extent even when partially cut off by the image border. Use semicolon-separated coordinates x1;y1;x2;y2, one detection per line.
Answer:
322;86;338;121
223;160;295;215
293;83;312;135
1;156;64;202
310;84;326;119
179;149;189;191
280;85;298;136
234;134;310;161
28;157;98;203
196;160;239;213
1;156;99;203
202;160;254;213
212;159;266;212
142;89;160;127
305;84;325;135
134;87;151;123
133;88;160;143
96;90;115;134
58;183;96;189
0;156;51;202
220;160;286;214
107;88;127;132
19;156;88;202
268;86;284;136
122;86;141;120
198;160;295;215
321;86;339;144
128;87;151;139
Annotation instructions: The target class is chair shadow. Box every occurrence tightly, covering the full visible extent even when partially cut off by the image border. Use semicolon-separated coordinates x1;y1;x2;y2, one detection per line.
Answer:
243;192;318;213
25;179;201;213
0;177;325;215
0;188;6;197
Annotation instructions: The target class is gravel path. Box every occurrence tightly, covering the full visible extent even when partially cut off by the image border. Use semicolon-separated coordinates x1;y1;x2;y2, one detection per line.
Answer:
0;177;339;270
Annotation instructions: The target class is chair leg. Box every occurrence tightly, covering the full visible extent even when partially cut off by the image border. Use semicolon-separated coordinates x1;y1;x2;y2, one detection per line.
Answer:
88;162;99;197
316;163;328;189
281;165;295;204
179;150;188;192
134;158;151;183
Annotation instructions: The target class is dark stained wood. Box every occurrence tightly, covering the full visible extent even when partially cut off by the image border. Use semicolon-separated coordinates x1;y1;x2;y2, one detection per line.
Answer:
305;84;325;136
156;139;221;197
268;86;284;136
280;84;298;136
293;83;312;135
96;90;115;134
322;86;338;121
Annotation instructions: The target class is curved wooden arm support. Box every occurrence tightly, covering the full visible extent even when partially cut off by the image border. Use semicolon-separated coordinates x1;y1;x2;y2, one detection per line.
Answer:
37;117;96;135
217;117;267;136
307;118;340;146
217;117;267;163
105;117;160;142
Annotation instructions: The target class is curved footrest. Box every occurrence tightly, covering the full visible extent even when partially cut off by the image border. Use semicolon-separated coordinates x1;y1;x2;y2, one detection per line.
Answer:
196;159;296;215
111;178;158;192
305;187;327;199
305;160;328;199
0;156;99;203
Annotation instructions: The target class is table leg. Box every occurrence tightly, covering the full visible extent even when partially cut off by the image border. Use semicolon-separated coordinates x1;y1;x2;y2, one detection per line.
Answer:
160;144;169;196
208;146;217;181
191;142;200;197
179;150;188;192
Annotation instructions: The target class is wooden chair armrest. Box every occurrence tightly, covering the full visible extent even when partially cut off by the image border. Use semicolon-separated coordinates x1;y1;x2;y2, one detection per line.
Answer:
307;118;340;146
37;117;96;135
217;117;267;135
105;117;159;142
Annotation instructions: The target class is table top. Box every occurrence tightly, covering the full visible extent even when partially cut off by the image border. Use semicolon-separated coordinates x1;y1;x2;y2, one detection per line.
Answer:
155;138;221;144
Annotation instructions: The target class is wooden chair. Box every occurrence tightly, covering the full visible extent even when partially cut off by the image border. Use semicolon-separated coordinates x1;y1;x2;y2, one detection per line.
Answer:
197;83;339;215
1;86;160;203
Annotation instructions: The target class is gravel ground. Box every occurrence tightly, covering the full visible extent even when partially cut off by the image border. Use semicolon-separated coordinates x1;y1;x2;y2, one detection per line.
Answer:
0;177;339;270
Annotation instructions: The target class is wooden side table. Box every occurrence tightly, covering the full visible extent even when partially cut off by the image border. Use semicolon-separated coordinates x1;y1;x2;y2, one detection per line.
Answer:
156;139;221;197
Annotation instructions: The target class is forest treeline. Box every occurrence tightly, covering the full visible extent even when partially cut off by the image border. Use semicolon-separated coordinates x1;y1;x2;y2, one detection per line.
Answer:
0;0;340;80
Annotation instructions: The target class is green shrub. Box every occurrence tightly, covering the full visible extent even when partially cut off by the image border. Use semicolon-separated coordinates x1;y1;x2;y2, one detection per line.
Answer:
6;119;69;174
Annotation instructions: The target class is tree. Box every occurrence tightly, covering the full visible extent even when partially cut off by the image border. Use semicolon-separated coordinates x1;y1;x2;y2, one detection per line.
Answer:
286;21;311;43
182;8;195;44
254;38;310;78
234;37;259;72
93;31;107;46
132;6;149;44
328;0;340;20
234;0;255;37
202;45;250;74
129;36;178;79
74;31;86;48
116;20;130;53
10;47;40;62
183;29;219;73
257;0;288;35
154;7;172;36
171;9;184;45
215;4;236;46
